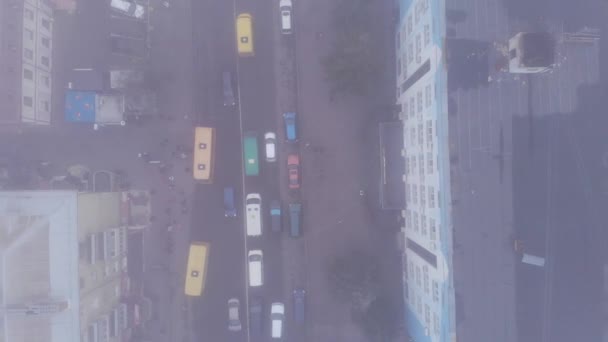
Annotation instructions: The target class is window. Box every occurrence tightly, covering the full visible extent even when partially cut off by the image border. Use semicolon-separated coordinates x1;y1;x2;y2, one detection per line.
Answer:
413;211;419;232
24;48;33;60
433;313;440;334
419;154;424;176
425;84;432;107
417;123;423;146
41;18;51;30
41;37;50;48
417;91;423;113
408;43;413;63
411;156;417;177
403;99;408;118
25;29;34;41
41;56;49;67
405;155;409;175
426;120;434;149
397;57;402;76
423;265;429;293
410;127;415;145
424;304;430;325
424;24;430;47
415;34;422;63
23;96;33;107
427;152;433;174
420;185;426;208
415;266;421;286
23;68;33;80
410;97;415;117
428;186;435;208
407;210;412;230
406;183;411;202
420;213;427;236
430;218;436;240
432;280;439;302
417;296;422;315
408;261;414;280
25;8;34;20
41;100;49;112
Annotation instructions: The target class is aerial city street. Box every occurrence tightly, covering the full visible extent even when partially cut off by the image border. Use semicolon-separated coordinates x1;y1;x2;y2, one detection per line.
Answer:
0;0;607;342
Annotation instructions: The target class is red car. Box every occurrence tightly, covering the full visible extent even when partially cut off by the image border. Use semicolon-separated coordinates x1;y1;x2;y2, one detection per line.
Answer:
287;154;300;189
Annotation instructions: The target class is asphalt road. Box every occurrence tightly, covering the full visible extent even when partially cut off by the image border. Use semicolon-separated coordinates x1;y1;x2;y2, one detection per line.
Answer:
190;0;285;340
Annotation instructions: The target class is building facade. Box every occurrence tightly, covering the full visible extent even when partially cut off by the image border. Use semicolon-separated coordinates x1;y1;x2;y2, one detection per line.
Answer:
0;191;132;342
0;0;53;125
396;0;455;341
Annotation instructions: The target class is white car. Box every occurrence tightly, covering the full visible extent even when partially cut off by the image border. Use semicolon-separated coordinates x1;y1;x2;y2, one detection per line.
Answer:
279;0;293;34
270;302;285;338
248;250;263;287
227;298;242;331
264;132;277;162
110;0;145;19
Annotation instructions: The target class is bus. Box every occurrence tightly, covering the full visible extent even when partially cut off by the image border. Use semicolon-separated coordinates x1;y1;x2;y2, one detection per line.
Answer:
243;132;259;176
236;13;254;56
184;241;210;296
193;127;215;182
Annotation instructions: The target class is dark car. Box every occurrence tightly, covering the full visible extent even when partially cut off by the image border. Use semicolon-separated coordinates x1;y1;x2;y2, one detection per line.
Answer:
224;187;236;217
270;200;282;232
222;71;235;106
287;154;300;189
289;202;301;237
249;296;263;336
293;288;306;324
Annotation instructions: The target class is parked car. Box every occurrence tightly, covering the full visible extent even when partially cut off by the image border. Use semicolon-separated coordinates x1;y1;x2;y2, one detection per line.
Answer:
224;187;237;217
227;298;242;331
264;132;277;162
249;296;263;336
110;0;145;19
293;288;306;324
248;249;263;287
287;154;300;189
279;0;293;34
270;200;282;232
283;112;297;142
222;71;236;106
289;203;301;237
270;302;285;339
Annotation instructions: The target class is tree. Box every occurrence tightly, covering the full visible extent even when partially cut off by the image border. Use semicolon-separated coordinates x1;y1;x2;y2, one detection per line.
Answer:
327;249;381;310
354;295;402;342
322;0;382;98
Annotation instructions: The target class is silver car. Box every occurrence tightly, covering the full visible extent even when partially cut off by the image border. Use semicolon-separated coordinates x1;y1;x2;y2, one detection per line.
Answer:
228;298;242;331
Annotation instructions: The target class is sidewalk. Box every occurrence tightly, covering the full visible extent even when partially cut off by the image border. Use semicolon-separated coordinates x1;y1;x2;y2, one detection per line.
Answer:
276;0;403;340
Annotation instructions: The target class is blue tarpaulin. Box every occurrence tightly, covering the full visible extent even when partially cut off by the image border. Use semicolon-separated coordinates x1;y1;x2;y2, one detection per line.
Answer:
65;91;96;123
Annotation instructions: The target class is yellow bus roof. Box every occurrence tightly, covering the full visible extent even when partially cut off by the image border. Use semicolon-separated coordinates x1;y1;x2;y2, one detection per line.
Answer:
193;127;214;182
184;241;209;296
236;13;254;56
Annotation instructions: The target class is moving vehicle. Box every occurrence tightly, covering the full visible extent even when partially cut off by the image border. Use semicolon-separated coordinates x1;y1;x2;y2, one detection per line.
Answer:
283;112;297;142
248;250;264;287
243;132;259;176
249;297;263;336
246;193;262;236
264;132;277;162
236;13;254;56
193;127;216;182
279;0;293;34
110;0;145;19
270;200;282;232
227;298;242;331
293;288;306;323
287;154;300;189
270;302;285;339
289;203;301;237
224;187;236;217
222;71;235;107
184;242;210;296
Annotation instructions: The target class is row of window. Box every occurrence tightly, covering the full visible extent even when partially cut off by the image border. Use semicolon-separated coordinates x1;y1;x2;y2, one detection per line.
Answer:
24;47;51;67
402;83;434;119
24;27;51;47
406;276;441;336
397;22;432;78
406;184;437;208
405;151;436;177
405;209;437;240
407;262;440;302
24;8;52;31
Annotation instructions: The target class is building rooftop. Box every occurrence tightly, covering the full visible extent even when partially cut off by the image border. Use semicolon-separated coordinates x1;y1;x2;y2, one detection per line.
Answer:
0;191;80;342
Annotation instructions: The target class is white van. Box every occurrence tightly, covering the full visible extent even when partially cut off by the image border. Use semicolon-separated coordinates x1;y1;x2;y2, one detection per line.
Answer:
246;193;262;236
279;0;293;34
270;302;285;338
248;250;263;287
110;0;145;19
